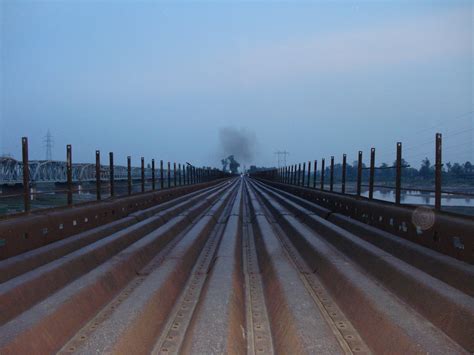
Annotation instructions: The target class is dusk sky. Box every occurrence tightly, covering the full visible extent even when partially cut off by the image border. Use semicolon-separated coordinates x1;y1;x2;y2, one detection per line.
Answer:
1;0;472;169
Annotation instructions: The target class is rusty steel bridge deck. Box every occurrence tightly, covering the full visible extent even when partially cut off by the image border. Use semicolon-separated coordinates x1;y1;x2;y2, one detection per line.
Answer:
0;177;472;354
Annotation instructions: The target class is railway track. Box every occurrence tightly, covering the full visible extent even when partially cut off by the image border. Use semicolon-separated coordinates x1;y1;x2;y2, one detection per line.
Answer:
0;177;472;354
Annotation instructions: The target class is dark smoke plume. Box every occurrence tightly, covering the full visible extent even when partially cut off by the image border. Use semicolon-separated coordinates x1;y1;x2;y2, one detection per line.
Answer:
218;127;257;164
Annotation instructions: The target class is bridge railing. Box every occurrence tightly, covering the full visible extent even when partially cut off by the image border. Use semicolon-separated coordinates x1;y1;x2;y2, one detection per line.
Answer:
252;133;474;217
0;137;228;216
250;133;473;263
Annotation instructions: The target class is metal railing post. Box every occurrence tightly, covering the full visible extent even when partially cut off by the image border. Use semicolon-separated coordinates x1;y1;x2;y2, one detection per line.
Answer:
67;145;73;205
174;162;177;187
330;156;334;192
298;163;301;185
313;160;317;189
96;150;101;201
435;133;442;211
109;152;114;197
152;159;156;191
141;157;145;193
302;162;306;186
320;158;325;190
395;143;402;204
160;160;164;189
307;161;311;187
357;151;362;196
22;137;30;212
127;156;132;195
167;162;171;188
369;148;375;199
342;154;347;194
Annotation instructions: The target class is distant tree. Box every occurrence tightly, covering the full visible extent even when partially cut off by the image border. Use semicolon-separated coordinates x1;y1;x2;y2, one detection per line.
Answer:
221;159;228;172
379;162;391;180
419;158;431;178
227;155;240;174
446;162;452;173
451;163;463;177
464;161;473;174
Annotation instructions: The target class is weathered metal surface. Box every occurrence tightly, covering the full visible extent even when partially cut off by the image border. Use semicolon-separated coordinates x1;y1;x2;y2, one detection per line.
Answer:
258;178;474;264
252;181;473;351
0;176;472;354
0;179;227;260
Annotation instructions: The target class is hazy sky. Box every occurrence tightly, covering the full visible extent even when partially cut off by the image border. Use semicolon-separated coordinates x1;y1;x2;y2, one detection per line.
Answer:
1;0;472;169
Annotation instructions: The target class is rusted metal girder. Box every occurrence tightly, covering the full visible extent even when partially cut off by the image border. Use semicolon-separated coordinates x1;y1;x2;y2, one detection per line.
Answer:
258;178;474;264
0;179;228;260
0;177;471;355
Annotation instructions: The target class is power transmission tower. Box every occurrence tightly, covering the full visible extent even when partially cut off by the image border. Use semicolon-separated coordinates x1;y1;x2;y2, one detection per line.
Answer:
274;150;289;168
44;130;54;161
